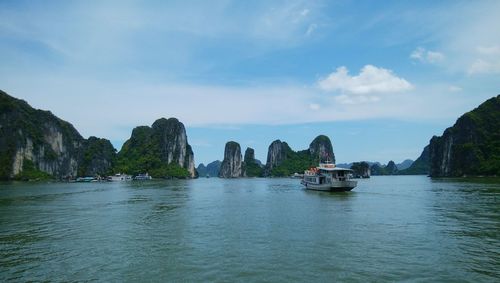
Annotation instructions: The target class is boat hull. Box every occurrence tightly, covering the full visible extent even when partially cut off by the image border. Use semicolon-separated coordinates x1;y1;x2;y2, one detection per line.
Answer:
301;180;357;192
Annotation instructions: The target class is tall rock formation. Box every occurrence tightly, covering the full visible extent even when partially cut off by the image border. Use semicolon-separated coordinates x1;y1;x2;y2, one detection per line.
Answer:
197;160;222;177
265;140;292;174
197;163;207;177
350;162;370;178
219;141;243;178
309;135;335;163
385;160;399;175
0;90;115;180
79;137;117;176
428;95;499;177
243;147;263;177
264;135;335;177
370;163;384;175
117;118;196;178
369;161;399;175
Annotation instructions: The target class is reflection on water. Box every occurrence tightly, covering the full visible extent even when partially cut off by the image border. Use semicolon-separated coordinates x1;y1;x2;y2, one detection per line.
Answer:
0;177;499;281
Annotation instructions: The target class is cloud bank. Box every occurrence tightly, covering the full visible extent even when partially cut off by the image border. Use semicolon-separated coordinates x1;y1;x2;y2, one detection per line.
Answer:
318;65;413;94
410;47;445;64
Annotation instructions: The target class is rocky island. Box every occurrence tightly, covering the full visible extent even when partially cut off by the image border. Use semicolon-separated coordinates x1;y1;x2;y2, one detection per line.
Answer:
0;90;116;180
264;135;335;177
116;118;197;178
197;160;222;177
392;95;499;177
428;95;499;177
218;141;243;178
0;90;197;180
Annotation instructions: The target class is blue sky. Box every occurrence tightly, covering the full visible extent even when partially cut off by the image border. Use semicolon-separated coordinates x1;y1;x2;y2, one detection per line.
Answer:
1;0;499;165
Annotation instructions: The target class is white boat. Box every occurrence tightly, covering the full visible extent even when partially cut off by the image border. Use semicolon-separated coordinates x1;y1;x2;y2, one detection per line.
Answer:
108;173;132;181
134;173;152;180
301;161;357;192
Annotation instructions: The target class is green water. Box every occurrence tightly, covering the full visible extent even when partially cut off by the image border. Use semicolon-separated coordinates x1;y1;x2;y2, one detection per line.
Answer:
0;176;499;282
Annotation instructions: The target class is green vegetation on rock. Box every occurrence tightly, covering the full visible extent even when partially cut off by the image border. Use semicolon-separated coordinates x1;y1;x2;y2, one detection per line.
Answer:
197;160;221;177
370;161;399;175
428;95;500;177
243;147;263;177
265;135;334;177
399;146;429;175
115;118;195;178
351;162;370;177
270;150;318;177
0;90;116;180
79;137;117;177
14;159;53;181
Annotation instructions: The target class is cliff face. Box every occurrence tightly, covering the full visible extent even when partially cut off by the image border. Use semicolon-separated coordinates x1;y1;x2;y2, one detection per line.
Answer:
219;141;243;178
309;135;335;163
429;95;499;177
265;140;291;173
152;118;195;175
117;118;196;178
243;147;263;177
0;90;115;180
79;137;116;176
350;162;370;178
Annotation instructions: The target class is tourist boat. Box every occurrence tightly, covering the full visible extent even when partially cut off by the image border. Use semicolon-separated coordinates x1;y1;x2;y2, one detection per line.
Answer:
108;173;132;181
76;176;96;182
134;173;152;180
301;161;357;192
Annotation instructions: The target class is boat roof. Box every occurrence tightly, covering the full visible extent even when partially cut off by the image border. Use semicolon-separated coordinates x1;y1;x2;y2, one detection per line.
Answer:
318;166;353;172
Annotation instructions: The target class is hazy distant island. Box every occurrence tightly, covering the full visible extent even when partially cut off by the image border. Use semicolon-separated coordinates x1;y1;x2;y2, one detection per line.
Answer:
1;90;498;181
215;135;334;178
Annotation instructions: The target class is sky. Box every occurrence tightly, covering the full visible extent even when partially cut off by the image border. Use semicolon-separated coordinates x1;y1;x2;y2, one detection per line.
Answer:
1;0;499;166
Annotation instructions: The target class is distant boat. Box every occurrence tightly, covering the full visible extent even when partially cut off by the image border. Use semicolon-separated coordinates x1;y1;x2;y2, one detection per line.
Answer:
134;173;152;180
108;173;132;181
301;161;357;192
76;176;96;182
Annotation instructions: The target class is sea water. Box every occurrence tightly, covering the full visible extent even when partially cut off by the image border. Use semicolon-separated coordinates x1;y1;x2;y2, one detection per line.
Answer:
1;176;499;281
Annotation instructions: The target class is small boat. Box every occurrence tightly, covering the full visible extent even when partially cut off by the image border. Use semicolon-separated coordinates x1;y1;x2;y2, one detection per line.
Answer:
301;161;357;192
134;173;152;180
108;173;132;181
76;176;96;182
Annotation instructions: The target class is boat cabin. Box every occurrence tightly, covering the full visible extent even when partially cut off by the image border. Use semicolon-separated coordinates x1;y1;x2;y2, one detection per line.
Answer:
304;163;353;185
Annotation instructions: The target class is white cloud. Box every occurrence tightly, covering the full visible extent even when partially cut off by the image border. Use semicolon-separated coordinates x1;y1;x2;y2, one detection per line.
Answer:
309;103;320;110
448;85;463;92
410;47;445;64
334;94;380;105
1;72;493;149
306;23;317;36
317;65;413;94
468;59;500;75
467;45;500;75
477;45;500;55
